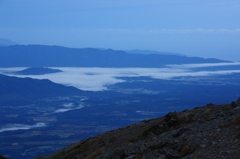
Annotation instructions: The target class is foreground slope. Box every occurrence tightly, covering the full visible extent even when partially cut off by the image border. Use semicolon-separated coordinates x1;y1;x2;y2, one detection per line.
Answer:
38;99;240;159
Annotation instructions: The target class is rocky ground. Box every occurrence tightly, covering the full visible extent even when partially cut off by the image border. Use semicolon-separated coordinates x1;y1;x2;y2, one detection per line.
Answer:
38;99;240;159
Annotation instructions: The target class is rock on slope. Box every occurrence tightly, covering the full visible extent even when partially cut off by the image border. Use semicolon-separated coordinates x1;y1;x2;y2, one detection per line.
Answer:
38;99;240;159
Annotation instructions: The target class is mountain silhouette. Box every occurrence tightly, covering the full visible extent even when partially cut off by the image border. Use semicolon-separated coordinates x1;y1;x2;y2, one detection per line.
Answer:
0;38;18;46
0;45;227;67
14;67;62;75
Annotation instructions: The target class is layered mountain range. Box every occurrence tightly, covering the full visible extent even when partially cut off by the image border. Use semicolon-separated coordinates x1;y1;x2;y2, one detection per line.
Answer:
0;45;226;67
0;44;239;159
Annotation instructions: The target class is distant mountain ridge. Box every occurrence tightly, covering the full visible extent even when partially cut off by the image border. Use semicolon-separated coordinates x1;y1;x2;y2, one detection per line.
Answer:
0;38;18;46
0;45;227;67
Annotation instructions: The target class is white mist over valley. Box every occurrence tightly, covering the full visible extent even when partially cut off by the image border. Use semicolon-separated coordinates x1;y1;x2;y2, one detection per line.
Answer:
1;62;240;91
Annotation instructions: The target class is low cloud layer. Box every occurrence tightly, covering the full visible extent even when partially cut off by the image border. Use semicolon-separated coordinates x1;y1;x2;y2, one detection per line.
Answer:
168;62;240;69
1;62;240;91
54;105;84;113
0;122;46;133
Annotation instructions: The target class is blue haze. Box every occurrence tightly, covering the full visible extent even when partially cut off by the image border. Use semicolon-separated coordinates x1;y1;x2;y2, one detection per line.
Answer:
0;0;240;60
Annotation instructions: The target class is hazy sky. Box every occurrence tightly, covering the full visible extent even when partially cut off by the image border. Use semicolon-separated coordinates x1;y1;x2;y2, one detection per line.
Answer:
0;0;240;60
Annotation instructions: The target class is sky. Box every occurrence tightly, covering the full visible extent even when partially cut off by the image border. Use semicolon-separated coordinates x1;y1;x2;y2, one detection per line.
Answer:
0;0;240;60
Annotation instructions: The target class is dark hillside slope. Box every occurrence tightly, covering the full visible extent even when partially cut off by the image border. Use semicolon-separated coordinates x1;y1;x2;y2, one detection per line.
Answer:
0;74;84;106
0;45;226;67
38;99;240;159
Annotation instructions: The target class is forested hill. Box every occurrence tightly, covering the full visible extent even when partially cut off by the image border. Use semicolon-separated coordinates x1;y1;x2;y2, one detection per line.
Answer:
0;74;84;106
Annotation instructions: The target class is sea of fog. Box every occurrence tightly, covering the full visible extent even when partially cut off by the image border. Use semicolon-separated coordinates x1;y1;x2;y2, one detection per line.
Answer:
1;62;240;133
1;62;240;91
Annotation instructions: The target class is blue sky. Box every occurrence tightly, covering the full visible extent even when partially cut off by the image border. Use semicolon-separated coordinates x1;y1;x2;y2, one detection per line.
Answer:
0;0;240;60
